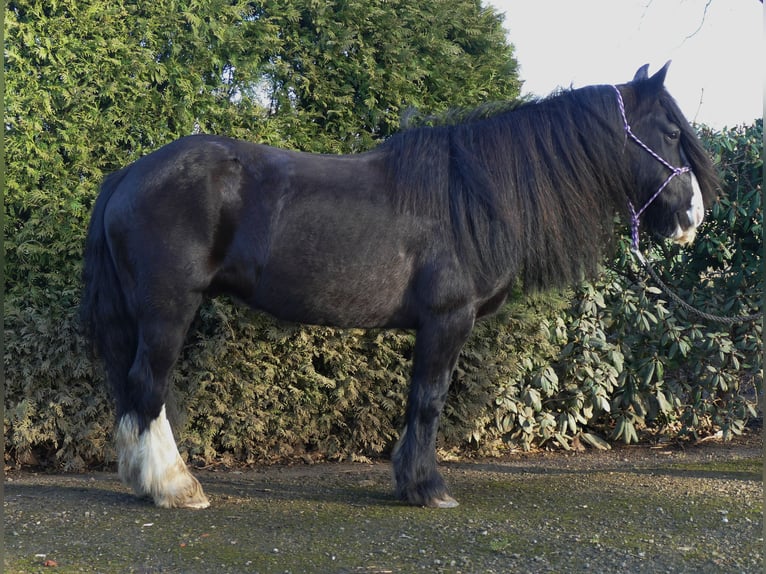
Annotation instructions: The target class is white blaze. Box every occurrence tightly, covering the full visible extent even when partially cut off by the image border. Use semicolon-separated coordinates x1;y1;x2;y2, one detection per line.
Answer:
672;172;705;245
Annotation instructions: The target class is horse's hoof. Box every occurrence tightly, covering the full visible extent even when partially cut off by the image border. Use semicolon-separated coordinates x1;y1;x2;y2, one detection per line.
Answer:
155;489;210;509
153;473;211;509
428;494;459;509
181;496;211;510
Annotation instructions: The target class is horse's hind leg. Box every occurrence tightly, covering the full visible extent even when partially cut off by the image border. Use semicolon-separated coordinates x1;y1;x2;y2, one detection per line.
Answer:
115;294;209;509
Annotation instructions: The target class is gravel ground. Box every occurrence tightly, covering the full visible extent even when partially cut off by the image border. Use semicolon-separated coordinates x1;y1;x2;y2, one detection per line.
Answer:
4;432;762;573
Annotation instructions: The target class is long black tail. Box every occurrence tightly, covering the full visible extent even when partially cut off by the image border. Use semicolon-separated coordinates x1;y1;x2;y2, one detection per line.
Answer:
80;167;136;414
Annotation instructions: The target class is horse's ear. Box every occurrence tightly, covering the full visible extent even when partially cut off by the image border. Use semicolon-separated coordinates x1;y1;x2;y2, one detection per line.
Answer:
648;61;671;88
630;62;670;101
631;61;670;87
632;64;650;82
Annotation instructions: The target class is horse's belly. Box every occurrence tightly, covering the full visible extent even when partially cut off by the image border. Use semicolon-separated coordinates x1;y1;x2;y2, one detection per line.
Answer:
253;258;415;328
254;224;419;328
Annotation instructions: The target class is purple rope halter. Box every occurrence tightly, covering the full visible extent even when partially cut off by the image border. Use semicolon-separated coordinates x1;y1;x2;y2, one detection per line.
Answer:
611;85;691;253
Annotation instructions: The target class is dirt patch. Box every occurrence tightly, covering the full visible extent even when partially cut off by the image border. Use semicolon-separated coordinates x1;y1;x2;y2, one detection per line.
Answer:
4;433;763;573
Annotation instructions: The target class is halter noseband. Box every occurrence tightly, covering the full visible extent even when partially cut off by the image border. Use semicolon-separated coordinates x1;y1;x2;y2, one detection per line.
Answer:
611;85;691;253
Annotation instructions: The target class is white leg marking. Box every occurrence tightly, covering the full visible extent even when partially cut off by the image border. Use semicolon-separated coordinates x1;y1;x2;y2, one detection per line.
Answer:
116;406;210;509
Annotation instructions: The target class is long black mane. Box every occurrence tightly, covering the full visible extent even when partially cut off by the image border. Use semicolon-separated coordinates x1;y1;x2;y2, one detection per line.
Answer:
382;84;717;290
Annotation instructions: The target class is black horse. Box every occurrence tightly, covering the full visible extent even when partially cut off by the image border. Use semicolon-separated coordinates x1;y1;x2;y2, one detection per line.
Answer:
81;63;718;509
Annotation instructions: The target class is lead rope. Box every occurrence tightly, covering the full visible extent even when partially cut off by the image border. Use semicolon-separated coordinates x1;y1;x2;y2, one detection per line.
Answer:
630;245;762;324
611;86;762;325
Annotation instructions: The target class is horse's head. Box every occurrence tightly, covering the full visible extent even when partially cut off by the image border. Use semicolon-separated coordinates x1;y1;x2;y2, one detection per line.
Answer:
617;62;718;246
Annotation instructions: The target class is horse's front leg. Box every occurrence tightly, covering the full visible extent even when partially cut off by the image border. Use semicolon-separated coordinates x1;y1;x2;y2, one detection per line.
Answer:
392;310;475;508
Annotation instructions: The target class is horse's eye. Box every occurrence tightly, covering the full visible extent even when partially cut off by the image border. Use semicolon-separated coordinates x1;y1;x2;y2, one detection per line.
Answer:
665;130;680;142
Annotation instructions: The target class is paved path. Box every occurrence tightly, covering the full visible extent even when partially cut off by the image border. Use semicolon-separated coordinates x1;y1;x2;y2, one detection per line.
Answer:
4;436;762;573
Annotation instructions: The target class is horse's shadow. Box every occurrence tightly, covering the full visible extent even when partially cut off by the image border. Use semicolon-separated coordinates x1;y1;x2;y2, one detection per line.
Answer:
8;454;756;514
5;469;401;510
198;469;401;508
5;479;145;509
